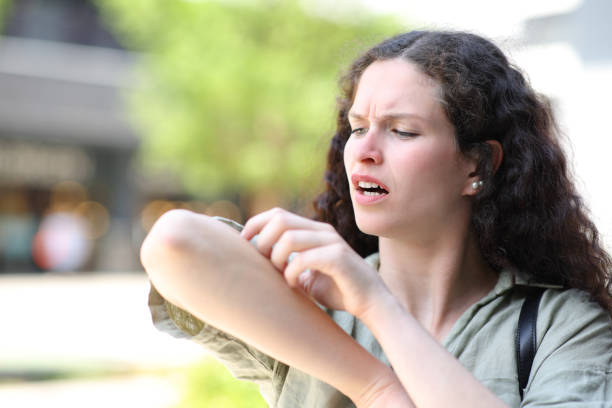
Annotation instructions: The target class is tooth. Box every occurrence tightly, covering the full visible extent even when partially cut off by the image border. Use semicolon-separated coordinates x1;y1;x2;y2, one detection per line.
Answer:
358;181;380;189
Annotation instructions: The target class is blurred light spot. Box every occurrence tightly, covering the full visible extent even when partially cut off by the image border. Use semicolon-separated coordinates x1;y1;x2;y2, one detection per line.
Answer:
141;200;176;232
0;190;29;213
206;200;242;222
185;200;208;214
32;212;92;272
49;180;88;212
74;201;110;239
247;189;284;216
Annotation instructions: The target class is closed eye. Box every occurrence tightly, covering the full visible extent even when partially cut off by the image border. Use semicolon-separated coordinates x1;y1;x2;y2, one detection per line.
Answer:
392;129;419;138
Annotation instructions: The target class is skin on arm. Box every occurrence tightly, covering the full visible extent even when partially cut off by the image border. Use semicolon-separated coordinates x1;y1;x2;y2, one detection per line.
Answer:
241;208;509;408
140;209;412;408
358;290;507;408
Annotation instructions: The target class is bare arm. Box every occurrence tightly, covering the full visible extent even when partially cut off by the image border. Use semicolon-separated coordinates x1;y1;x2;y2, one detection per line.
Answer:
359;290;508;408
141;209;411;407
239;208;509;408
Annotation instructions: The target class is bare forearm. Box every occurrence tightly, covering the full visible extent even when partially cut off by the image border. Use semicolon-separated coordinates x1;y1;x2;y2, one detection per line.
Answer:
361;292;507;408
141;210;401;406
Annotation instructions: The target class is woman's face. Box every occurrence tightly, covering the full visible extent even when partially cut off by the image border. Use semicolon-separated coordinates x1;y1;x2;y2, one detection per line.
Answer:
343;58;476;241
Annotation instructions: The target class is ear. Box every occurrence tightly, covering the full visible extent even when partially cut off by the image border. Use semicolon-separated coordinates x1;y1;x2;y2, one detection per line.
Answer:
487;140;503;173
461;140;503;196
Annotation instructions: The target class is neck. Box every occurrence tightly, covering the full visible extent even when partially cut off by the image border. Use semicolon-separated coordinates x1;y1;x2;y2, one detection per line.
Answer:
377;222;497;342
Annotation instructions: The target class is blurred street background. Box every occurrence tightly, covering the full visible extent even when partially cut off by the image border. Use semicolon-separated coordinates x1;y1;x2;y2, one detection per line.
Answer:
0;0;610;407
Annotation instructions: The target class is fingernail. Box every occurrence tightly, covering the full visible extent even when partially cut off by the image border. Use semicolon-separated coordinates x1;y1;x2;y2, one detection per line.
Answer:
298;270;312;286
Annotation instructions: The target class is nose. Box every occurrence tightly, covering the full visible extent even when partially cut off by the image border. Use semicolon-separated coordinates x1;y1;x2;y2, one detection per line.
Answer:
351;128;383;165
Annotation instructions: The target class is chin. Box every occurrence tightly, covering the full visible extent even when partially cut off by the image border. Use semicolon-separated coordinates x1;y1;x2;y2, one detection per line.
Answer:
354;215;392;238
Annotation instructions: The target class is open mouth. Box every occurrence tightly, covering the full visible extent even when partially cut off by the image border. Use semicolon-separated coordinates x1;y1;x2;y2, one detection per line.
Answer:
357;181;389;196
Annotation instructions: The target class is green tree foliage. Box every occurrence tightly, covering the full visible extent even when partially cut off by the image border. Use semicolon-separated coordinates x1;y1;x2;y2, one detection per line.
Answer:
0;0;12;29
97;0;400;198
178;358;267;408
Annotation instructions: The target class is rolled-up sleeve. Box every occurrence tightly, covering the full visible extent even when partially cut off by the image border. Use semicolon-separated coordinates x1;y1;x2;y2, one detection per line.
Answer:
148;283;288;406
146;215;289;406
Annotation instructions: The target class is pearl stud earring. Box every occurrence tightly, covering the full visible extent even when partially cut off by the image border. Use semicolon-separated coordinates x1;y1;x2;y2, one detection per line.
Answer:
472;180;484;190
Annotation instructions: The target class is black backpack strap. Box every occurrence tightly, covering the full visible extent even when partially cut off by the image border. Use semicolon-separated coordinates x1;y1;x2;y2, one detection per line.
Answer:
516;286;545;400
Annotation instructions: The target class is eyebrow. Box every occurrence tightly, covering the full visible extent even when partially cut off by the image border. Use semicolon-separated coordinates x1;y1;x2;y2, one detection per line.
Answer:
347;111;427;124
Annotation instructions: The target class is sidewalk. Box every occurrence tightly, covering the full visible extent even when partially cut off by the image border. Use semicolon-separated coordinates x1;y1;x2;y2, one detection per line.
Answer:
0;374;182;408
0;272;208;407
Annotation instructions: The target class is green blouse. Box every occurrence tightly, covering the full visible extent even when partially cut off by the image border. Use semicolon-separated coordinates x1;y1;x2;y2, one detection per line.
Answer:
148;219;612;407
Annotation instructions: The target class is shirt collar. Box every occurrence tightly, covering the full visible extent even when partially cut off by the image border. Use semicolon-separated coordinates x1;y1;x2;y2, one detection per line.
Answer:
365;252;562;304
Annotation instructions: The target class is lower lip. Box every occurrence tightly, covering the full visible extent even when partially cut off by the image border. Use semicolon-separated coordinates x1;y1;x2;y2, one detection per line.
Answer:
354;190;389;205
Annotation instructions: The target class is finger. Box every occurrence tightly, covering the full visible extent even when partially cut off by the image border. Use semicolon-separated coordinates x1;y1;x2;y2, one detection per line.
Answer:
307;274;346;311
245;209;334;258
297;269;315;293
283;243;347;288
254;211;309;257
240;207;284;240
242;207;334;241
269;229;338;271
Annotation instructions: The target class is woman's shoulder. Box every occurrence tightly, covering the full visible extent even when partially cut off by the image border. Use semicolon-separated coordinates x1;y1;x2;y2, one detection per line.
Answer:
507;270;611;332
521;288;612;403
487;271;612;366
536;287;612;351
538;287;611;332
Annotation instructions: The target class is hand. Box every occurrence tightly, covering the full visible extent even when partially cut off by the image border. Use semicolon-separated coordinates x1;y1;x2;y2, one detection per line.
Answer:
240;208;386;318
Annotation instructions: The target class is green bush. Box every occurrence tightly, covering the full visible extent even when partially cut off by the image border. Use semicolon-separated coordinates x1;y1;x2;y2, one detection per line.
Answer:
178;358;268;408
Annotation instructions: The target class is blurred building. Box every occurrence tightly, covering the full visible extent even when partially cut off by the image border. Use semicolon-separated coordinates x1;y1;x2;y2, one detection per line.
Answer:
0;0;140;271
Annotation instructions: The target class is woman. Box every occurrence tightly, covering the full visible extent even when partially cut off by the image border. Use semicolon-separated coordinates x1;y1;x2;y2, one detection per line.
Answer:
142;31;612;407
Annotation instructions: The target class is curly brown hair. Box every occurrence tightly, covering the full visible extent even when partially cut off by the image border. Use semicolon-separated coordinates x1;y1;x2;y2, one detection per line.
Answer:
313;30;612;312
